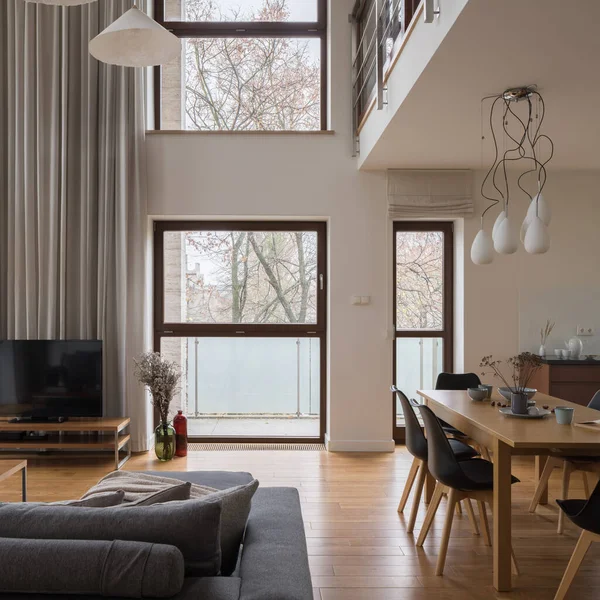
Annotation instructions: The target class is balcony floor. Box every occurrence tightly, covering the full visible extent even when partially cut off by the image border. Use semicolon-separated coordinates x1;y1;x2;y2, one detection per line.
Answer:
187;416;320;438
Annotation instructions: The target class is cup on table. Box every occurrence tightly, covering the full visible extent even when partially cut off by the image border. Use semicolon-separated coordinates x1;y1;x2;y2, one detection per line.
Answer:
555;406;574;425
561;349;569;360
478;384;493;399
554;349;563;359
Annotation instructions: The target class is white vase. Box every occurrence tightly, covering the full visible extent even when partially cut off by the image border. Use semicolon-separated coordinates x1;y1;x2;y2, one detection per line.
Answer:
539;344;546;358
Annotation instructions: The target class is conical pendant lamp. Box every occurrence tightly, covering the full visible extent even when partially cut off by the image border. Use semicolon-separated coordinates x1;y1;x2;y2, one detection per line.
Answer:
24;0;97;4
89;6;180;68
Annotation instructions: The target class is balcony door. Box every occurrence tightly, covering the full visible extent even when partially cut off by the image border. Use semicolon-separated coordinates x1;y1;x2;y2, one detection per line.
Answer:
393;222;453;442
154;221;326;442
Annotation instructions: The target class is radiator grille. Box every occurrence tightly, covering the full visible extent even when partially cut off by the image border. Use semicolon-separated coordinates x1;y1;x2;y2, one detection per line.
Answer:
188;443;326;452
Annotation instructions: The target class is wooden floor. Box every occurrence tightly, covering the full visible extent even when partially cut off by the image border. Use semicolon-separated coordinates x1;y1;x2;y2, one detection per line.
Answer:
1;448;599;599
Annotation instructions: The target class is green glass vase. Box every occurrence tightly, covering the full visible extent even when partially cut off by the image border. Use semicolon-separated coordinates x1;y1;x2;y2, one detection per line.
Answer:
155;422;176;461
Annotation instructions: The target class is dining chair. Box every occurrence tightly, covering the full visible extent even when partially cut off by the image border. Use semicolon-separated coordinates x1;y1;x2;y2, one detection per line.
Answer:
434;372;492;461
392;387;479;534
529;390;600;533
416;403;520;576
553;479;600;600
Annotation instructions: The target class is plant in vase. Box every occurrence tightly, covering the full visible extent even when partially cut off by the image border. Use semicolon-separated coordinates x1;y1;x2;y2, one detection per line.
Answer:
480;352;543;415
539;319;555;357
134;352;181;461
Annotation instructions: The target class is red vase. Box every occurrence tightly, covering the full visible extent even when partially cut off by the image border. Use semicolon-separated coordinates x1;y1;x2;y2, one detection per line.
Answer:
173;410;188;457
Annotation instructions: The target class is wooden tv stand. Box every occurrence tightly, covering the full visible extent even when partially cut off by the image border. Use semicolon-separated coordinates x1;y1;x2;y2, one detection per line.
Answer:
0;418;131;470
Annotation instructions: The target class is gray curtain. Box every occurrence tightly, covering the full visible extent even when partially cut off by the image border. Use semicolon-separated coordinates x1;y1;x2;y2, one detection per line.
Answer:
0;0;150;451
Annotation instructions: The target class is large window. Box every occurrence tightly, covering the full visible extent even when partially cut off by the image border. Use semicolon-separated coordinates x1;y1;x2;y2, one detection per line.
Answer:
393;222;453;441
154;221;327;441
154;0;327;131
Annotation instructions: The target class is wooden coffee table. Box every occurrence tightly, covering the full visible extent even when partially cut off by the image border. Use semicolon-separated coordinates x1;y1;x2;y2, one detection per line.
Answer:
0;459;27;501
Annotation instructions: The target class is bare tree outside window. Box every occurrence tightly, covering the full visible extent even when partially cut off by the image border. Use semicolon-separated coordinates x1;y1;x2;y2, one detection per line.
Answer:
395;231;444;330
165;230;318;324
161;0;322;130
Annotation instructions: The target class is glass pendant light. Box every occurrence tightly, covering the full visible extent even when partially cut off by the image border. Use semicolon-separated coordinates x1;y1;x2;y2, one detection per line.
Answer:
494;213;518;254
524;216;550;254
89;6;180;67
471;227;494;265
491;208;506;243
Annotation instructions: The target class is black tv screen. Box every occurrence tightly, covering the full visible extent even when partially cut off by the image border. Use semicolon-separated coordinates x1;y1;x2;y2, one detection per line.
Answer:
0;340;103;418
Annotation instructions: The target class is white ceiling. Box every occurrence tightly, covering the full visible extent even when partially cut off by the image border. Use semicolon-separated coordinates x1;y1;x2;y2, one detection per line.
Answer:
360;0;600;170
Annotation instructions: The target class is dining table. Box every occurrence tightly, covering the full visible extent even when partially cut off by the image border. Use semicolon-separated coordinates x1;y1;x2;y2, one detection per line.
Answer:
417;389;600;592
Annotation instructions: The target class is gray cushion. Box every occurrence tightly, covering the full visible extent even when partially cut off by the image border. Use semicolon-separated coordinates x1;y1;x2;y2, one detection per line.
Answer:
0;498;222;577
0;538;184;598
202;480;259;576
142;472;258;576
144;471;253;491
121;482;191;507
239;488;312;600
51;491;126;508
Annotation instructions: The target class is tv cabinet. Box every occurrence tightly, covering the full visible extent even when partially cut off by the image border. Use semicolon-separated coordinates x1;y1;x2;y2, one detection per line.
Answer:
0;418;131;470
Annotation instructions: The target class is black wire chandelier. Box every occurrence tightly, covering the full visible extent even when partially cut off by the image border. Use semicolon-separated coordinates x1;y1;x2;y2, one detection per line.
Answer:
471;85;554;265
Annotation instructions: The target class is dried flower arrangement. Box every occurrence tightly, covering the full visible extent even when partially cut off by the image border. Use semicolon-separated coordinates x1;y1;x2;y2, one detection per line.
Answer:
480;352;542;394
134;352;181;426
540;319;555;346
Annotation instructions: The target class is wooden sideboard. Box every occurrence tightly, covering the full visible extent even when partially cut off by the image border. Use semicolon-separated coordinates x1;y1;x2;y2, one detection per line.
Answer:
529;360;600;407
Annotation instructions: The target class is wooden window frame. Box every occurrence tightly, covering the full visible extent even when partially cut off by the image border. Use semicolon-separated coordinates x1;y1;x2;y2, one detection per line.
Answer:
392;221;454;442
153;0;328;131
153;220;328;443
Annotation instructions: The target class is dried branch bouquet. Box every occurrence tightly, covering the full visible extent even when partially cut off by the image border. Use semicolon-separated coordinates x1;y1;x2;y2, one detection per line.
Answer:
134;352;181;425
480;352;542;394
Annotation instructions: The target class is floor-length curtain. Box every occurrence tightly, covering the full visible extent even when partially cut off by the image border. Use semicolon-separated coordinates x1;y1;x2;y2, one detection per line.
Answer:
0;0;150;451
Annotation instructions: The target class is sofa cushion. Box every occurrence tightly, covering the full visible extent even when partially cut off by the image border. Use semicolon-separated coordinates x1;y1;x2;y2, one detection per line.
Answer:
0;538;184;598
122;482;192;507
50;491;125;508
0;498;222;577
145;471;253;491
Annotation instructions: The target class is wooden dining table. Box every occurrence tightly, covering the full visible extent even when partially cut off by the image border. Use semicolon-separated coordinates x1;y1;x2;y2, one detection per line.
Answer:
417;389;600;592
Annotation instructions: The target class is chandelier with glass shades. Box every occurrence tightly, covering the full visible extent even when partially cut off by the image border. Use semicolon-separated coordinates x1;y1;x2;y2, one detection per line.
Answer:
22;0;180;67
471;86;554;265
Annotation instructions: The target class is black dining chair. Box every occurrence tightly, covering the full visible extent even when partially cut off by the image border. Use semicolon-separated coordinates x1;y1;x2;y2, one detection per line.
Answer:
392;386;479;534
553;480;600;600
416;403;520;575
434;372;492;460
529;389;600;533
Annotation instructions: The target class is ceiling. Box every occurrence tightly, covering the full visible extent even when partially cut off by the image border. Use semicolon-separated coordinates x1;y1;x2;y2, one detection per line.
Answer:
360;0;600;170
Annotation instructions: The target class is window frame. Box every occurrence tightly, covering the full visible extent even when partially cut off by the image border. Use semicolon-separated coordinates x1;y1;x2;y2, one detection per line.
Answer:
153;220;328;443
392;221;454;442
153;0;328;131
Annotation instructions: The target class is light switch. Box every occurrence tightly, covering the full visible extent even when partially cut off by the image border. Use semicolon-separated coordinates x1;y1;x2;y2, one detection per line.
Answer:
351;296;362;305
360;296;371;305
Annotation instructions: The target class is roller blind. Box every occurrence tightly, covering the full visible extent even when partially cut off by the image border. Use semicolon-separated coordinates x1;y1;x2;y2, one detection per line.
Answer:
387;170;473;218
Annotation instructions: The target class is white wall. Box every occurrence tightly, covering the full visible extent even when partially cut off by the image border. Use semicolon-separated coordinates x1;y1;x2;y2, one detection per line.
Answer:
146;0;393;451
463;170;600;373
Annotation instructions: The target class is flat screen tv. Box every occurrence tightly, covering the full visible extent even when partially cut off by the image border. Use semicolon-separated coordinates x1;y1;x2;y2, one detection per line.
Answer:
0;340;103;420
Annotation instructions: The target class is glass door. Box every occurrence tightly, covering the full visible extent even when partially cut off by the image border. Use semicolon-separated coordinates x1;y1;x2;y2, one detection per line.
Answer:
393;222;453;442
154;221;327;442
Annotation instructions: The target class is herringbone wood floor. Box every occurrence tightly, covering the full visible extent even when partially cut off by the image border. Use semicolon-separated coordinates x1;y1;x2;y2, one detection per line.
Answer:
1;448;598;599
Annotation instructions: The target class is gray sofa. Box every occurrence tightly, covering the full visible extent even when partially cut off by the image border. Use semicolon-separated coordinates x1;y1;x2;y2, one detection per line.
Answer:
0;471;312;600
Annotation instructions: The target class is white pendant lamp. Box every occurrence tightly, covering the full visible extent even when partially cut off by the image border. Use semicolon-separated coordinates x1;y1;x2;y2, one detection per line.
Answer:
24;0;96;4
521;191;551;241
491;209;506;243
524;216;550;254
471;229;494;265
89;6;180;68
493;215;519;254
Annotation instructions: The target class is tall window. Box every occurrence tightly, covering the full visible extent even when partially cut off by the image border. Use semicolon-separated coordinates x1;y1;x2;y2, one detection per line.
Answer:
154;0;327;131
154;221;327;441
393;222;453;441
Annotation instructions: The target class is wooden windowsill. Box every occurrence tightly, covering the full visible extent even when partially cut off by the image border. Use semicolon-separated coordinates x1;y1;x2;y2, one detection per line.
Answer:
146;129;335;136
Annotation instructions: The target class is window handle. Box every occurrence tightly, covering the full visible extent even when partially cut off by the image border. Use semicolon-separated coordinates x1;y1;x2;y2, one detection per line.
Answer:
319;274;324;290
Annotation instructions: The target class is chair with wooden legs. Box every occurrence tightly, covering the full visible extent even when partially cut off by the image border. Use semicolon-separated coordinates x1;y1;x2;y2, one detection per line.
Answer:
435;373;492;461
553;479;600;600
416;403;521;576
392;387;479;534
529;390;600;533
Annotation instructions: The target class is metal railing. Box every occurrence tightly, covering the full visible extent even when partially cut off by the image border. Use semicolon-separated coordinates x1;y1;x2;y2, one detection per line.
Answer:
351;0;421;154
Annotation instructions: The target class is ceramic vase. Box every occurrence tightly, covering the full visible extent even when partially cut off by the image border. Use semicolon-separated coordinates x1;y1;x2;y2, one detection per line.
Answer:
511;392;529;415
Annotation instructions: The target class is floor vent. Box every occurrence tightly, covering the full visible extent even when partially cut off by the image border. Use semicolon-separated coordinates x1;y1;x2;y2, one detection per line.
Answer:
188;443;326;452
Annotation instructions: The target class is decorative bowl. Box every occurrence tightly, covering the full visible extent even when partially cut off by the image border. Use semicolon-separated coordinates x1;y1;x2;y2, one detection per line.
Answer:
498;387;537;401
468;387;488;401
